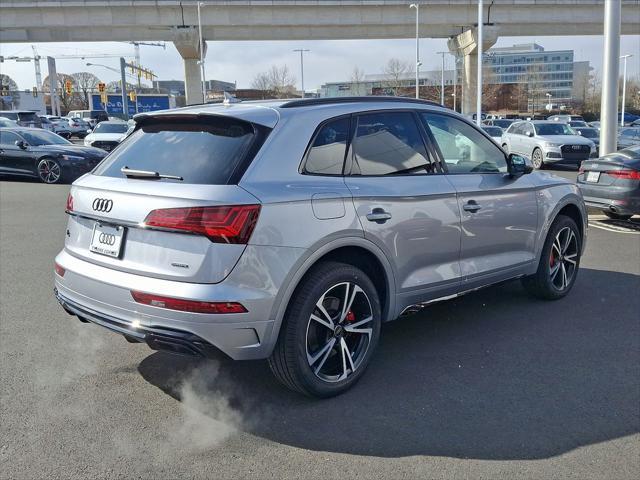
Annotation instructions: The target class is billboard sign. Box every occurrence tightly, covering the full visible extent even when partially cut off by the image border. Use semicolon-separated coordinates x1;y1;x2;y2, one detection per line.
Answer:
91;94;171;116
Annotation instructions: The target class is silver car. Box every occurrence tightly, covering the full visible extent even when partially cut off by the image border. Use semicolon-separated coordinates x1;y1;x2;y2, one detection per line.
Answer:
54;98;587;397
502;120;596;169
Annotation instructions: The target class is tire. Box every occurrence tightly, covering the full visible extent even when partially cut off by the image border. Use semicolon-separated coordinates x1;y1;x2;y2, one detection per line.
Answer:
532;147;544;169
522;215;581;300
268;261;381;398
603;211;632;221
37;157;64;184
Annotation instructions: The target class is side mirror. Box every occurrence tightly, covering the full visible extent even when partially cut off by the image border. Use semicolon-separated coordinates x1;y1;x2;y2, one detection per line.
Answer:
526;131;534;137
14;140;27;150
86;129;92;134
508;153;533;177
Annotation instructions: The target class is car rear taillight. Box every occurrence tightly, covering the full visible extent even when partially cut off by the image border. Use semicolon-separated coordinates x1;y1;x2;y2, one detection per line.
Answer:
54;262;65;277
143;205;260;244
66;193;74;212
607;169;640;180
130;291;247;314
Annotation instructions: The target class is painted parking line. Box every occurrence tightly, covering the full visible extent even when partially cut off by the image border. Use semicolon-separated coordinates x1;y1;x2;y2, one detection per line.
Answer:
588;219;640;234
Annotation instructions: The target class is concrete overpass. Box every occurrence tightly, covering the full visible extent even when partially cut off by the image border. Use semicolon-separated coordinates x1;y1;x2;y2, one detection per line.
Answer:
1;0;639;106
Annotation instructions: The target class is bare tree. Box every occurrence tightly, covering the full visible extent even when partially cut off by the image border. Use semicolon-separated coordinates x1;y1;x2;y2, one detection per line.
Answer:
251;65;297;99
105;80;136;93
350;67;366;96
251;72;272;99
383;58;413;96
71;72;102;108
42;73;83;112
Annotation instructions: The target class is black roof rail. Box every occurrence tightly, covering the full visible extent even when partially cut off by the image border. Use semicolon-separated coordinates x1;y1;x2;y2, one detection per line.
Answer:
280;96;443;109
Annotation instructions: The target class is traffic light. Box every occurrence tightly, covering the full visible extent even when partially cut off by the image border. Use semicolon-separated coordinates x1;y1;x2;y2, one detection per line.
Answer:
97;82;105;93
64;79;73;95
32;86;38;97
128;91;136;102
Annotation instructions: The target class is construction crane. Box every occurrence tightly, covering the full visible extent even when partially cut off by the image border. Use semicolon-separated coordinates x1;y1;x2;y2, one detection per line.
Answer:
1;47;134;90
126;42;165;87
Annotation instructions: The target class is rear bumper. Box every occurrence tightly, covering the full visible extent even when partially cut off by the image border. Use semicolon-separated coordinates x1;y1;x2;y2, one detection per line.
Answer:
54;246;304;360
578;184;640;215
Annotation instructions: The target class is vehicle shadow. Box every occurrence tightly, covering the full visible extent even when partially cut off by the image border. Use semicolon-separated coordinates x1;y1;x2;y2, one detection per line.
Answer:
138;268;639;460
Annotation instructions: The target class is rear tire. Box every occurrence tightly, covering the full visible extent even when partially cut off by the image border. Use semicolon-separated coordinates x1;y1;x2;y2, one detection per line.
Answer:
522;215;581;300
603;211;632;221
37;157;64;184
268;261;381;398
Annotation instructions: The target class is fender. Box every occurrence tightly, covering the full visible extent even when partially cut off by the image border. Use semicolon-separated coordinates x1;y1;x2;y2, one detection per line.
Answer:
263;235;397;356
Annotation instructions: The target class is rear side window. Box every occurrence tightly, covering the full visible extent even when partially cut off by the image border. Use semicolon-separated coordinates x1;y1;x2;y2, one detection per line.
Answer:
0;131;21;145
304;117;350;175
1;112;18;120
350;111;433;175
93;118;258;184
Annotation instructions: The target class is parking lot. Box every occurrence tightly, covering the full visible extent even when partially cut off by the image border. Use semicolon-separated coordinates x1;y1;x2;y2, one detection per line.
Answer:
0;177;638;479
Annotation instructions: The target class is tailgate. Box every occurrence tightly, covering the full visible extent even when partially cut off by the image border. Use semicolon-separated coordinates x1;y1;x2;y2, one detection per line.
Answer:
65;175;260;284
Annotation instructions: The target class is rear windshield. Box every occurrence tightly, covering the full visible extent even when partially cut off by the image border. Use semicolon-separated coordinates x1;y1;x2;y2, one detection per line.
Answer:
93;117;258;184
91;111;109;121
18;112;39;122
93;123;128;134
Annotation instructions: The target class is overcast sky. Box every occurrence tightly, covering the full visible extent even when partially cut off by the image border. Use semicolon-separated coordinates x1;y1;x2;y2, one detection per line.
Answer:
1;35;638;91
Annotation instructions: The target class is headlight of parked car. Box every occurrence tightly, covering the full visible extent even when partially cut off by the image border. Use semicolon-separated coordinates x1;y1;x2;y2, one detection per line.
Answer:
61;154;85;162
544;142;563;148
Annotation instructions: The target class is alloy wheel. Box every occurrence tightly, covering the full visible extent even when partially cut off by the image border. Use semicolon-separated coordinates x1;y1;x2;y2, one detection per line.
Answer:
549;226;578;291
532;149;543;169
38;159;61;184
305;282;373;383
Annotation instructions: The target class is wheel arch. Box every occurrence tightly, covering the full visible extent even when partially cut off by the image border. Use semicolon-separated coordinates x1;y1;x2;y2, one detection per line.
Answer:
265;237;397;356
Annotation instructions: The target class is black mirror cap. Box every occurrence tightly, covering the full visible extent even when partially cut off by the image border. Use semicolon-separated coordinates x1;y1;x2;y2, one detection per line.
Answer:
508;153;533;177
14;140;27;150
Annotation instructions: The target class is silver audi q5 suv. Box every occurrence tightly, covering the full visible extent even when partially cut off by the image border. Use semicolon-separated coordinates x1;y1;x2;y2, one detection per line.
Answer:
54;97;587;397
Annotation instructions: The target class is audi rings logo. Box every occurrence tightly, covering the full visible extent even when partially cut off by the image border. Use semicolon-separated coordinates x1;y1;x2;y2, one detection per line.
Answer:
98;232;116;246
92;198;113;212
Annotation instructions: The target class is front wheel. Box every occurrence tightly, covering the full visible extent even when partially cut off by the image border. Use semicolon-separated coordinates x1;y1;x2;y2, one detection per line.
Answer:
37;158;64;184
532;148;544;169
269;261;381;397
522;215;581;300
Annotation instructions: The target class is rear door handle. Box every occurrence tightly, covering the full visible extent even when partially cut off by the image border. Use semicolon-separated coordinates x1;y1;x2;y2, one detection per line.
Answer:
366;208;392;223
463;200;482;213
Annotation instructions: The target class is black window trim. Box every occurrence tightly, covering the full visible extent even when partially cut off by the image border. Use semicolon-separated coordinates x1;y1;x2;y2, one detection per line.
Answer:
418;110;510;176
344;108;442;178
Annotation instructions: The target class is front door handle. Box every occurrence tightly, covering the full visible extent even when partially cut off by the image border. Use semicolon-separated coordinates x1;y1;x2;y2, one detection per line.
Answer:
463;200;482;213
366;208;392;223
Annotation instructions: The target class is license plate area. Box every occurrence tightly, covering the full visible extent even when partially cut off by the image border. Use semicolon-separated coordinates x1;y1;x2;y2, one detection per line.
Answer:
586;171;600;183
90;222;125;258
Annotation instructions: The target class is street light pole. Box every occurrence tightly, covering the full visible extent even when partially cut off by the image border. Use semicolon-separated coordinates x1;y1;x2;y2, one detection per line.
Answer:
410;3;420;99
620;54;633;127
600;0;621;155
119;57;129;119
546;92;552;111
436;51;447;105
293;49;310;97
197;2;207;102
476;0;483;126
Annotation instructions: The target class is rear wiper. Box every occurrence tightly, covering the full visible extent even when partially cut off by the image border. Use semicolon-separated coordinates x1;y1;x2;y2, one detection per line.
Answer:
120;166;183;181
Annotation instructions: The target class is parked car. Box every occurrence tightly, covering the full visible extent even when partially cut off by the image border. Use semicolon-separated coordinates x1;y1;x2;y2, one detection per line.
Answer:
617;127;640;150
577;144;640;220
0;127;106;184
568;120;588;128
0;117;18;128
53;97;587;397
83;121;129;152
574;127;600;156
481;125;504;143
67;109;109;128
0;110;43;129
483;118;515;130
588;121;601;131
631;119;640;127
502;120;595;169
65;117;91;138
548;114;584;123
39;115;72;138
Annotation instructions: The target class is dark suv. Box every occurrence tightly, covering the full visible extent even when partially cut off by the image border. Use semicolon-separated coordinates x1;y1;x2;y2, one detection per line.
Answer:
0;110;42;129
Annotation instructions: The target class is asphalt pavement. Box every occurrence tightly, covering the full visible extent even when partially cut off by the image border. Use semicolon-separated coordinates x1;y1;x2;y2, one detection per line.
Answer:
1;179;638;480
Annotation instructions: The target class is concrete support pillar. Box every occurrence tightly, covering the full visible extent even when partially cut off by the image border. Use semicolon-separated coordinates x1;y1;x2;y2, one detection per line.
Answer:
448;26;498;116
173;28;207;106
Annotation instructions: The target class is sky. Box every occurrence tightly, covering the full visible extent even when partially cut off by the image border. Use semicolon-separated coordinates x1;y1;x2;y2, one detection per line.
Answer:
1;35;639;91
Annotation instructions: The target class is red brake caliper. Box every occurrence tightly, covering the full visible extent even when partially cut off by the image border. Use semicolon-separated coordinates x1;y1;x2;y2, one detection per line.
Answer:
550;251;555;267
345;311;356;323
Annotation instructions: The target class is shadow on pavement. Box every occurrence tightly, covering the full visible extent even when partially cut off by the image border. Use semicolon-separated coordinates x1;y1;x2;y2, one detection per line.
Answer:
138;268;639;460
